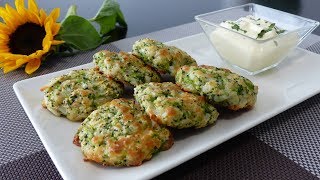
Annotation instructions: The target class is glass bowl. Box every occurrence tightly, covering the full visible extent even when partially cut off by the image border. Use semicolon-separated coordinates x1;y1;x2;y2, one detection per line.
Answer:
195;3;319;75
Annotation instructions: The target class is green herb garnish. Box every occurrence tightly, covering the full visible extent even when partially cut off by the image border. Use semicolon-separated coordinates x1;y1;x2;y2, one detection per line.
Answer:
231;24;240;31
276;29;286;34
274;26;286;34
257;23;275;39
228;22;247;33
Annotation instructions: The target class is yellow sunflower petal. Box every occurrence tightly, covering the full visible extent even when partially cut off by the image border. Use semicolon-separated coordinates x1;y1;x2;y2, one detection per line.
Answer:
3;60;16;66
0;58;13;63
51;23;61;35
15;0;26;15
0;53;28;59
3;63;22;73
0;47;10;53
43;43;51;52
36;48;48;58
16;58;29;66
1;58;27;72
28;0;39;14
0;40;8;45
46;8;60;24
0;22;10;33
29;52;40;59
42;35;50;45
42;22;54;51
0;47;8;52
0;59;11;67
0;44;9;48
42;35;53;53
0;62;8;68
1;61;16;67
0;6;17;22
25;58;41;74
39;9;47;25
0;61;5;67
0;6;8;18
0;33;9;40
1;61;16;69
0;36;9;46
44;19;53;36
0;9;18;31
52;40;64;45
0;29;9;35
27;11;41;24
0;43;8;50
45;18;53;29
5;4;24;25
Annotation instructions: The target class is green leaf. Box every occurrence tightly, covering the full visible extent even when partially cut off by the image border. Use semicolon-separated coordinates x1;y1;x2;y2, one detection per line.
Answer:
90;0;127;35
116;9;127;27
102;26;127;44
66;5;78;16
101;35;111;44
61;5;78;23
95;15;117;35
58;15;103;51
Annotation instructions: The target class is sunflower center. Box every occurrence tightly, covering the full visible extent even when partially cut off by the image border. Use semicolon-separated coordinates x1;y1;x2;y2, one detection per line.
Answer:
8;23;46;55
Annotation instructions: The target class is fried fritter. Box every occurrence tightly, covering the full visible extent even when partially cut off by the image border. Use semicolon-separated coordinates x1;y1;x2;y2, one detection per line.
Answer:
134;82;219;128
74;98;173;166
132;38;197;76
93;50;161;86
175;65;258;110
41;68;124;121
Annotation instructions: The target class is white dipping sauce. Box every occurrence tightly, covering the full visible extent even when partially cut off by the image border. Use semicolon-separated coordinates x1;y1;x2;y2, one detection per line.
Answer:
210;15;299;73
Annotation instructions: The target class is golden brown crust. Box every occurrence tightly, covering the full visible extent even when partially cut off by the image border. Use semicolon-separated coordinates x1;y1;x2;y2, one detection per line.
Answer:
76;98;173;166
161;132;174;151
227;105;242;111
180;65;190;71
199;65;231;73
176;65;258;111
132;38;197;76
149;114;159;124
40;86;48;92
73;135;81;147
93;50;161;86
41;68;124;121
41;100;47;108
134;82;219;129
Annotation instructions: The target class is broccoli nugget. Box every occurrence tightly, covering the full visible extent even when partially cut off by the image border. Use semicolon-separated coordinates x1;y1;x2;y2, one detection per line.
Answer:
132;38;197;76
175;65;258;110
41;68;124;121
74;98;173;166
134;82;219;129
93;50;161;86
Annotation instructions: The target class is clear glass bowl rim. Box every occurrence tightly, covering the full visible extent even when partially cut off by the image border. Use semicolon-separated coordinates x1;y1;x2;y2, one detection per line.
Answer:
194;3;320;43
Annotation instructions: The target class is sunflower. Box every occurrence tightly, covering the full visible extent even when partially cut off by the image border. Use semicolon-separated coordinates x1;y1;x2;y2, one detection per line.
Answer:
0;0;64;74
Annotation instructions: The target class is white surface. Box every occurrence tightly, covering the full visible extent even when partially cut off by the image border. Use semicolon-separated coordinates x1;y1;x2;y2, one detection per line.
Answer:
13;33;320;180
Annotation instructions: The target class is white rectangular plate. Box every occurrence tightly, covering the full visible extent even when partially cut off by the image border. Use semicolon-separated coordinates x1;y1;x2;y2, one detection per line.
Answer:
13;33;320;180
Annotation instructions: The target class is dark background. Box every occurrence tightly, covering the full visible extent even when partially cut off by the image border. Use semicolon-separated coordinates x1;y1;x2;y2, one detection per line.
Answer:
1;0;319;37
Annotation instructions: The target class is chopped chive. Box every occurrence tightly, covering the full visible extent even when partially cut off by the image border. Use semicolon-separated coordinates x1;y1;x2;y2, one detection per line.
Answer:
257;23;275;38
